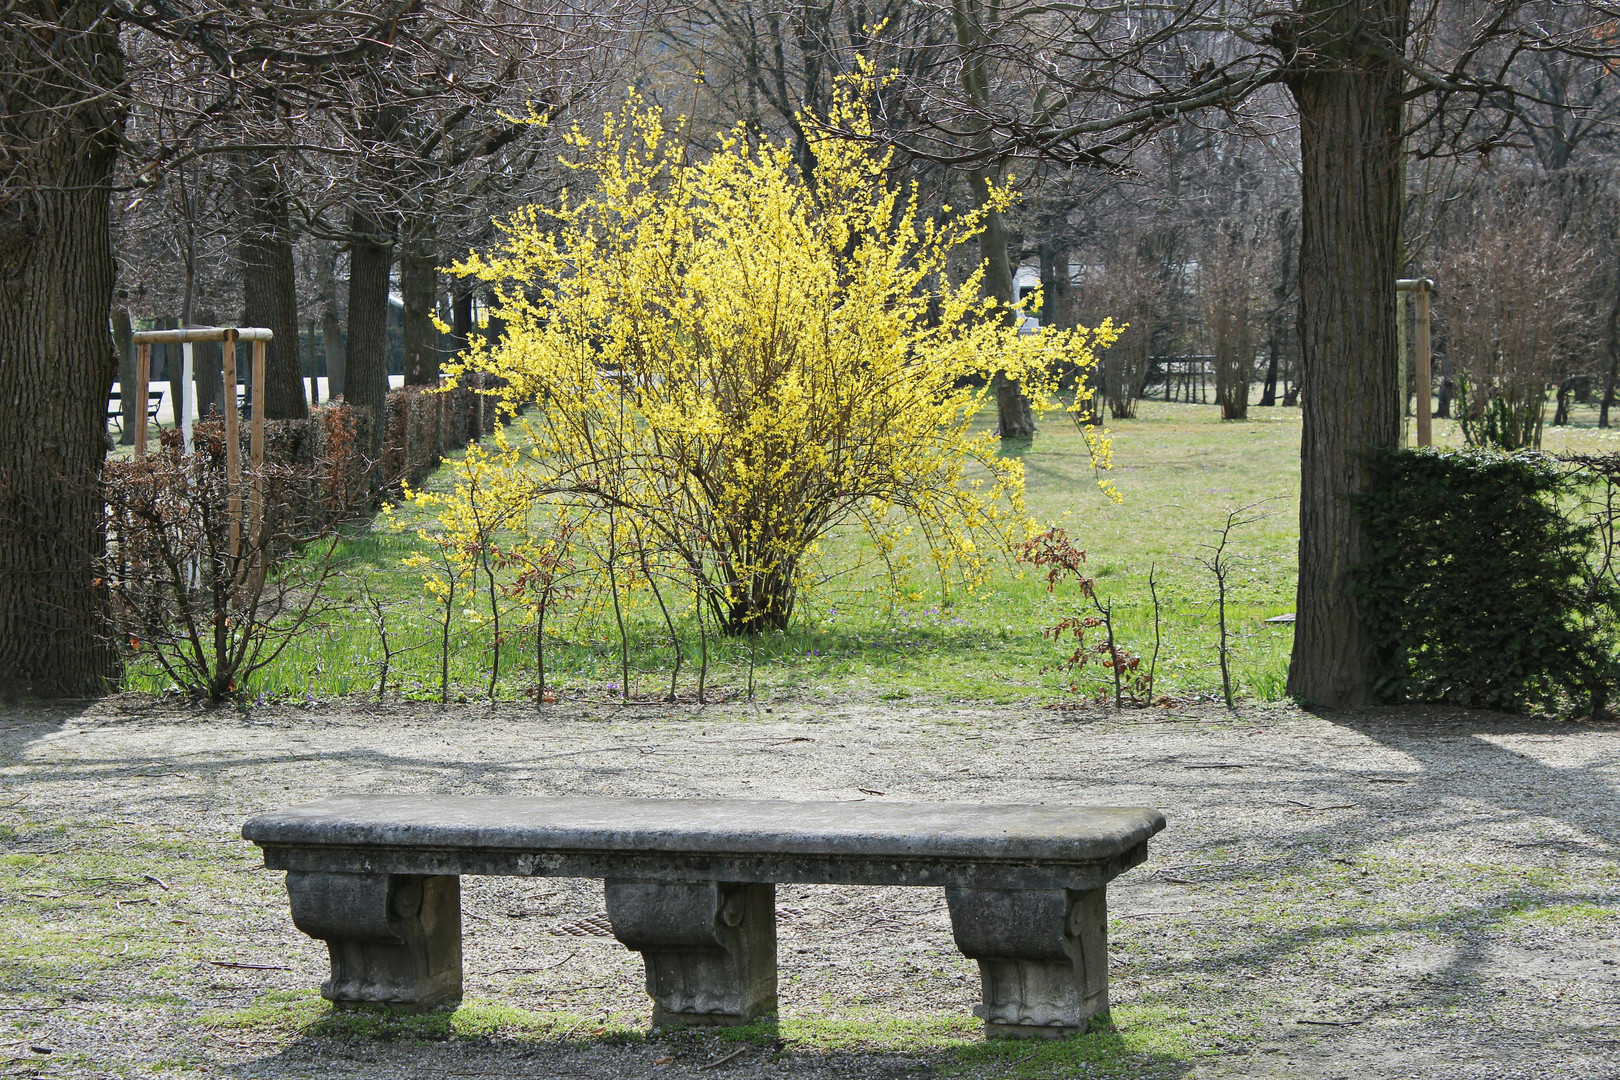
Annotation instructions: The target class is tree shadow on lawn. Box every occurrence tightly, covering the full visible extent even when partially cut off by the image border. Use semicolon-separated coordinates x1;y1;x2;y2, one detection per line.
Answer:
216;999;1197;1080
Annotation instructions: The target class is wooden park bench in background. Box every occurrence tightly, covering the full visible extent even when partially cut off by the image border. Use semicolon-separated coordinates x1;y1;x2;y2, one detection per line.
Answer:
244;796;1165;1039
107;386;165;434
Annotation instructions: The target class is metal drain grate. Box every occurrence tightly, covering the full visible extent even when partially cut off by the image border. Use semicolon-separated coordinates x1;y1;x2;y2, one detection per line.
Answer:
548;914;615;938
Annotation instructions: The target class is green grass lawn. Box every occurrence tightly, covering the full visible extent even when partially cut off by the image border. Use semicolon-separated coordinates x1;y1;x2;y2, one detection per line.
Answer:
119;397;1620;706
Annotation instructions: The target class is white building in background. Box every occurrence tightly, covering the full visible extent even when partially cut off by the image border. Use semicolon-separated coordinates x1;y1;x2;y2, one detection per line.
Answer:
1013;265;1043;304
1011;261;1094;331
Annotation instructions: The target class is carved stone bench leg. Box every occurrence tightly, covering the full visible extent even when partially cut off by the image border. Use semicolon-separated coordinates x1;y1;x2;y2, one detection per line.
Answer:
946;886;1108;1039
285;870;462;1010
604;880;776;1028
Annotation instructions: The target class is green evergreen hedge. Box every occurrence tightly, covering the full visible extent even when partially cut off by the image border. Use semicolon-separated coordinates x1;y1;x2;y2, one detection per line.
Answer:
1356;447;1618;714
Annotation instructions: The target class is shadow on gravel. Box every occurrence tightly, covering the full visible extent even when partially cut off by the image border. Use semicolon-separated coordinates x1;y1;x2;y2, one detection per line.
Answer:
0;740;633;816
1181;706;1620;1061
0;702;85;763
1330;708;1620;857
216;1004;1196;1080
1104;706;1620;1072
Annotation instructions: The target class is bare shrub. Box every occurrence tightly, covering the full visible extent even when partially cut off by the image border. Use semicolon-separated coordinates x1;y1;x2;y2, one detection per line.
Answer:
1201;218;1261;421
103;425;358;701
1086;244;1158;420
1437;184;1598;450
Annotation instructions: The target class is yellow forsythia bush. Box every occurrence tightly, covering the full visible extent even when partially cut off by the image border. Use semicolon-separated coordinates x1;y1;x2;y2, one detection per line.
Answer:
441;85;1119;635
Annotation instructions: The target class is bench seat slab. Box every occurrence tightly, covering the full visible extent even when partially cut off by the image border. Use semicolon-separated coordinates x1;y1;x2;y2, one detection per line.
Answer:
246;797;1163;891
286;870;462;1010
947;887;1107;1039
605;880;777;1027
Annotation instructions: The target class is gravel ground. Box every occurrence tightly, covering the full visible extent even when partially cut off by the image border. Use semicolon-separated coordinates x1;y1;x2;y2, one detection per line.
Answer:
1;695;1617;1079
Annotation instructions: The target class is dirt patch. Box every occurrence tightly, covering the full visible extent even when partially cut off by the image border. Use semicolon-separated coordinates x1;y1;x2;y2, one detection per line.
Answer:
1;695;1616;1078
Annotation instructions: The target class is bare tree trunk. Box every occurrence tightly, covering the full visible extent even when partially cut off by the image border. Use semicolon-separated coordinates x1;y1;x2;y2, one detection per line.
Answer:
305;317;319;408
1214;334;1251;420
1284;0;1409;707
193;308;223;417
1260;332;1280;406
112;302;135;444
238;163;309;420
346;211;394;458
400;226;440;386
0;3;124;697
317;243;345;401
969;171;1035;439
1602;264;1620;428
1263;208;1296;409
1038;240;1066;328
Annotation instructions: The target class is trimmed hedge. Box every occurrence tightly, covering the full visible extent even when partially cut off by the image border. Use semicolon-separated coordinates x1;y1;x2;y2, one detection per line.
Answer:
381;386;444;490
229;376;497;510
1356;447;1618;714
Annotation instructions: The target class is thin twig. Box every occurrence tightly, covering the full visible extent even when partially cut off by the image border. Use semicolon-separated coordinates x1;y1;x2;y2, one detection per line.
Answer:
699;1045;751;1070
481;951;576;976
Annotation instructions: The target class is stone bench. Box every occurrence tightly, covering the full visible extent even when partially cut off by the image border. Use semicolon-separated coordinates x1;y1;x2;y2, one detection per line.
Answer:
242;796;1165;1039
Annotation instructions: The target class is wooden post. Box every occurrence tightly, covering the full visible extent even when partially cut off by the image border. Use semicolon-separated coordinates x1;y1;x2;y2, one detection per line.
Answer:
1396;279;1435;447
1396;291;1408;448
250;338;266;545
1414;283;1433;448
224;337;241;556
134;341;152;457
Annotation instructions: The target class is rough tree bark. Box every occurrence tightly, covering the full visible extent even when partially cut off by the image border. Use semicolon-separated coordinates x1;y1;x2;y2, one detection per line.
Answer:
238;162;309;420
1283;0;1409;707
0;3;125;697
400;226;440;386
346;211;394;458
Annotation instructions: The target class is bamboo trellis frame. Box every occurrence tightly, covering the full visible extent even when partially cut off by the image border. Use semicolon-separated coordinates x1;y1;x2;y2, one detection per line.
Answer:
131;326;273;554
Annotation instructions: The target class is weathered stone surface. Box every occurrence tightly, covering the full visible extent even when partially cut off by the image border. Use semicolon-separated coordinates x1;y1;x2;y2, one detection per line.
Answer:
604;879;777;1027
245;796;1164;890
286;870;462;1010
246;796;1164;1034
946;887;1108;1038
